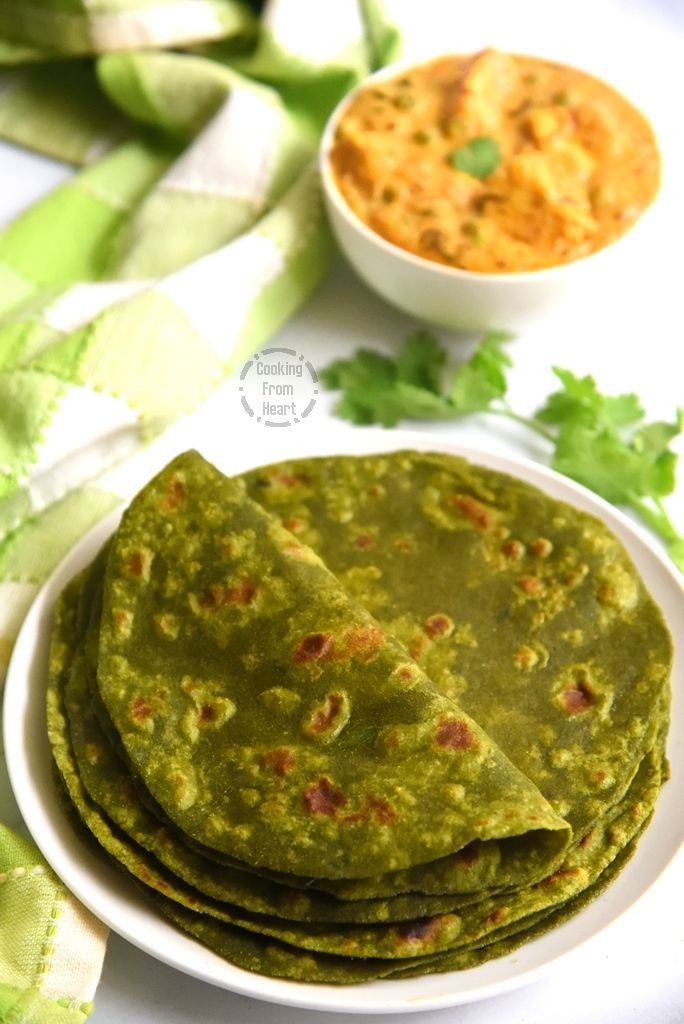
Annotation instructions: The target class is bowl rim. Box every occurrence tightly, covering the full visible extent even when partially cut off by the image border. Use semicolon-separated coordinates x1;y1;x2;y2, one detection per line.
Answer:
318;49;660;285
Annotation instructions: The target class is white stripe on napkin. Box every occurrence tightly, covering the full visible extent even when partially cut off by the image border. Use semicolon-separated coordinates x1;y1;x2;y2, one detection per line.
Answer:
27;387;140;514
39;890;108;1004
43;281;148;334
158;231;284;360
162;86;282;207
265;0;366;64
85;2;224;50
0;582;38;638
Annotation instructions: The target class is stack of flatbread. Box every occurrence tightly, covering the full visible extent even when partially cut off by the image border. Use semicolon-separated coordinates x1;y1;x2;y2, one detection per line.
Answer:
47;450;671;982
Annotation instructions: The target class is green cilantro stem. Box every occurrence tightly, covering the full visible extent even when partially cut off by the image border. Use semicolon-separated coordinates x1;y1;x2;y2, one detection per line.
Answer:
631;498;682;546
495;404;557;443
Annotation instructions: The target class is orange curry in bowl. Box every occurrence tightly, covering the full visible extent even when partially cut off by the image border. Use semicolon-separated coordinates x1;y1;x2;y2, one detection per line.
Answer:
330;49;660;273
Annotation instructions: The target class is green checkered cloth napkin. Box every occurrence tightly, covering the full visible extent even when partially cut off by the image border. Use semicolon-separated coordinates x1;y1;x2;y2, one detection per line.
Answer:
0;2;401;1019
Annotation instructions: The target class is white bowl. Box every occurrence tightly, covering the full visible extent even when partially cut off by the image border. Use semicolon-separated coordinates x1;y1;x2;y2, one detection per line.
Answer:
319;55;659;333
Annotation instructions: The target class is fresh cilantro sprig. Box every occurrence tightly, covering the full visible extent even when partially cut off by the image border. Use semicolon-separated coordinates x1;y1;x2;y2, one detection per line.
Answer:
321;332;684;571
321;330;514;426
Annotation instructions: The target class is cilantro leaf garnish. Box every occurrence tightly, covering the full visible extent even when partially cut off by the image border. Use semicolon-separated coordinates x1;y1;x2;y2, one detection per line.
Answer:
536;369;644;431
320;332;454;427
449;136;501;180
450;330;512;412
322;332;684;571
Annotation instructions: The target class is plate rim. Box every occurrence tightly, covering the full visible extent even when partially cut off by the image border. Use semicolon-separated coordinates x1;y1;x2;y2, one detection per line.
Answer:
4;432;684;1014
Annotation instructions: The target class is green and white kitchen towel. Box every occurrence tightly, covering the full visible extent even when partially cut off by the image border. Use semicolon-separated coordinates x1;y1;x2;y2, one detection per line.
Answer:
0;2;401;1019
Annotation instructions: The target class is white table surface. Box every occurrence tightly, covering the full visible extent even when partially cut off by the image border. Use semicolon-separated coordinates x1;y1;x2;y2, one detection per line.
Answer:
1;1;683;1021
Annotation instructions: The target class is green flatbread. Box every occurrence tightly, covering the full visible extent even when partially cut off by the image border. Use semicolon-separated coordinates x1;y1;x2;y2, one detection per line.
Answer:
69;577;494;922
94;452;569;880
45;448;671;983
152;747;663;980
243;452;671;875
48;563;664;975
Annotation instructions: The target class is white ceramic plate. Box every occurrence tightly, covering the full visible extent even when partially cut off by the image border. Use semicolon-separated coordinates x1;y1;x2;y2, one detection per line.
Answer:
4;433;684;1014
